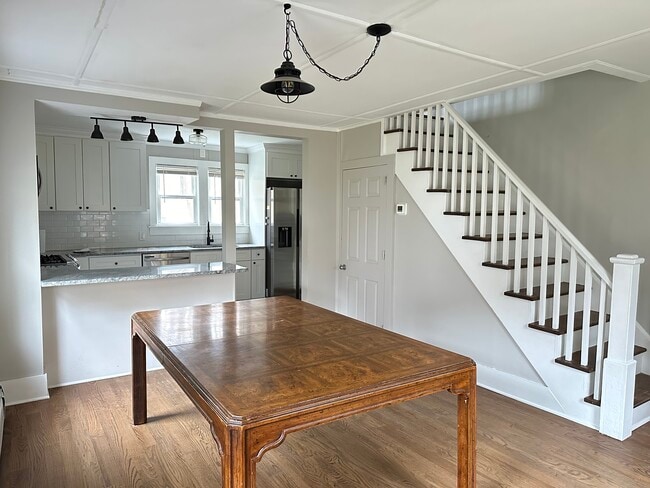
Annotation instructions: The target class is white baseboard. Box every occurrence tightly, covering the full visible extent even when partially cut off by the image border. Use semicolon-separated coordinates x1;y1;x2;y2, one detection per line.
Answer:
49;366;164;389
632;401;650;430
477;364;598;430
0;374;50;406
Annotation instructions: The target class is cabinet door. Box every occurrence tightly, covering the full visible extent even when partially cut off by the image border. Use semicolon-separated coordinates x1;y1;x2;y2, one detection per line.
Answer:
89;254;142;269
109;142;147;211
82;139;110;211
190;250;223;264
36;135;56;211
54;137;84;211
267;151;301;179
235;260;252;300
251;258;266;298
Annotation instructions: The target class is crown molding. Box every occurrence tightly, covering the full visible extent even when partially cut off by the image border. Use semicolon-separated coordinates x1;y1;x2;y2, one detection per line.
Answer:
198;110;340;132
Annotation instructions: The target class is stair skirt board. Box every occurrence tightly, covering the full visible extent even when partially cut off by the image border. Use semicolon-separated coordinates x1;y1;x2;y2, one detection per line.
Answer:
477;364;599;430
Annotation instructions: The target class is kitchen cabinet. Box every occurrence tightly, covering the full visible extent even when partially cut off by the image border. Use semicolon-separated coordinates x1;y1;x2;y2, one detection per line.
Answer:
110;142;147;211
267;150;301;179
36;135;56;211
190;250;223;264
53;137;110;211
235;248;265;300
88;254;142;270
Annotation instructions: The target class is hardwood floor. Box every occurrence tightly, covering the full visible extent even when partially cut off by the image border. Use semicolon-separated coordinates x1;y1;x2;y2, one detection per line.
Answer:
1;370;649;487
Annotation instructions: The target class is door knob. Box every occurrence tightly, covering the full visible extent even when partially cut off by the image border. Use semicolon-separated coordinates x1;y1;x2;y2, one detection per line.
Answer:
339;264;347;270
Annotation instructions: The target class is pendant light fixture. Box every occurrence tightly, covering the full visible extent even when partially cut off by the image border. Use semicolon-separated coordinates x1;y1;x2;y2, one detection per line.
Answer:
120;121;133;141
173;125;185;144
260;3;391;103
147;123;159;143
189;128;207;146
91;118;104;139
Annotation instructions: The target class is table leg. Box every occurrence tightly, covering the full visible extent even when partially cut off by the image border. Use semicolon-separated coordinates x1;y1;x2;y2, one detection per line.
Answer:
456;371;477;488
132;331;147;425
221;428;256;488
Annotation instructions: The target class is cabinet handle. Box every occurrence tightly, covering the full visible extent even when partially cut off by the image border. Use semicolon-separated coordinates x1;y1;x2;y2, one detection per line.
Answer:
79;206;82;210
113;206;116;210
49;206;53;210
86;206;89;209
114;262;118;265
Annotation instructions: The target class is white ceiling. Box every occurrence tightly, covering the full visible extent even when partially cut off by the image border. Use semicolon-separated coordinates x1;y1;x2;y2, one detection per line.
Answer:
3;0;650;130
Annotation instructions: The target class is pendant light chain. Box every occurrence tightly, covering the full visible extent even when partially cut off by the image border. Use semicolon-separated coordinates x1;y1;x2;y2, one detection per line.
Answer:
286;9;382;83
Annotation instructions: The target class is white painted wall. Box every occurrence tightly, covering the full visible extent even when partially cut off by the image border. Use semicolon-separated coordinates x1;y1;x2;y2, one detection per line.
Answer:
454;71;650;334
0;80;339;403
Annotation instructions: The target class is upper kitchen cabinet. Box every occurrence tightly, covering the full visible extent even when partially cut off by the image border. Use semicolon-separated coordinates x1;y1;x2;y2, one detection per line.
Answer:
109;141;147;211
54;137;110;211
36;135;56;211
260;143;302;179
82;139;110;211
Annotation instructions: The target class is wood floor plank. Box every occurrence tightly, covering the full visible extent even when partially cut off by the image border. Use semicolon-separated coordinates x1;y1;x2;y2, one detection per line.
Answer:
1;370;649;488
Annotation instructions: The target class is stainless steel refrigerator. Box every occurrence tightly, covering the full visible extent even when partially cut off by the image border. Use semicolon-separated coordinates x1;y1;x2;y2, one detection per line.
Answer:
266;179;301;298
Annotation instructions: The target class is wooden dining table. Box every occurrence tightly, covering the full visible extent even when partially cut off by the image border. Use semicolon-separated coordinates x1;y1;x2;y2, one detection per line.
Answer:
131;296;476;487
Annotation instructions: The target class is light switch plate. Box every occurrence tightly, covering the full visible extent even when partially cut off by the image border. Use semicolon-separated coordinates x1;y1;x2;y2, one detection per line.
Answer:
396;203;407;215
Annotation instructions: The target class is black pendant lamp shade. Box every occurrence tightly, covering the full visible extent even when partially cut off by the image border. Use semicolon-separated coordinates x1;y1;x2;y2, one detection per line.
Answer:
260;60;314;104
91;118;104;139
120;122;133;141
147;123;159;143
173;125;184;144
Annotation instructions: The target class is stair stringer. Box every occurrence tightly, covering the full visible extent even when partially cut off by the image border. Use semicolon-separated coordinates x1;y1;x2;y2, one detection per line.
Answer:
396;156;601;429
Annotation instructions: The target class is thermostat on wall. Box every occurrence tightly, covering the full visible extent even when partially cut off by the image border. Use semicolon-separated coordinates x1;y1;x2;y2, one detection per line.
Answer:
396;203;407;215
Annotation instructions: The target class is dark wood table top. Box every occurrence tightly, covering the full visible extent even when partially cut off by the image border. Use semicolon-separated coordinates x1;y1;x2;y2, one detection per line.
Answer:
132;296;475;425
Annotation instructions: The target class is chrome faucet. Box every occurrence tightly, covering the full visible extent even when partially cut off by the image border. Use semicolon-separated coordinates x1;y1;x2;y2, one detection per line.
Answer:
206;221;214;246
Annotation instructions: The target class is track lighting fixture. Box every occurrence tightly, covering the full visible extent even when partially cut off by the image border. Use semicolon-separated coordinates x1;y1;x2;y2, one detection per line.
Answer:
261;3;390;103
189;128;207;146
147;123;159;143
120;121;133;141
88;116;186;144
91;118;104;139
173;125;185;145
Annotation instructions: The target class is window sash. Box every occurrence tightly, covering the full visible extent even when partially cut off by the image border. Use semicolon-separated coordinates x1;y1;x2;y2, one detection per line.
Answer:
156;164;199;225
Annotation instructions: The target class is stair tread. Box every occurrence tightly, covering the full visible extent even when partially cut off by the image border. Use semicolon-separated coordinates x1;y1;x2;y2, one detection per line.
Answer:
483;256;568;270
412;167;482;173
556;343;646;374
384;128;453;136
444;210;516;216
504;282;585;301
585;373;650;407
463;232;543;242
398;147;471;155
528;310;608;335
428;188;506;194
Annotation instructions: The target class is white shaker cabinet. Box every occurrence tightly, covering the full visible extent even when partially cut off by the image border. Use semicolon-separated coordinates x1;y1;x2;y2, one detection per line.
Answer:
267;150;301;179
54;137;84;211
250;257;266;299
88;254;142;270
189;250;223;264
82;139;110;211
109;142;147;211
235;248;266;300
36;135;56;211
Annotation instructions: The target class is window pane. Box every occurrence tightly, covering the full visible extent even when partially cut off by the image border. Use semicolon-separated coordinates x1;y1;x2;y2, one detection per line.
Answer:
159;198;196;225
158;173;196;196
209;173;221;198
235;175;244;198
209;199;222;226
235;199;241;226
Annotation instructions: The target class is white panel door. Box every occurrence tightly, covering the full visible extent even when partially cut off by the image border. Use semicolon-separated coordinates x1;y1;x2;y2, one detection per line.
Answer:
338;165;389;327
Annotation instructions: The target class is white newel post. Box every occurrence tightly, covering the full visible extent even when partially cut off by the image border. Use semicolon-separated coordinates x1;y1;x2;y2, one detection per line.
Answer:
599;254;644;440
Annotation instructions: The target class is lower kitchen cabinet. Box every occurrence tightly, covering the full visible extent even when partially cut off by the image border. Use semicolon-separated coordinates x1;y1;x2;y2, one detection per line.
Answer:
88;254;142;270
190;250;223;264
250;259;265;298
235;248;265;300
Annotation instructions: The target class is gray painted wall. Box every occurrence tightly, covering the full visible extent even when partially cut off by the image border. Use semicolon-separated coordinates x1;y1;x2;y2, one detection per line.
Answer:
0;80;338;387
454;71;650;334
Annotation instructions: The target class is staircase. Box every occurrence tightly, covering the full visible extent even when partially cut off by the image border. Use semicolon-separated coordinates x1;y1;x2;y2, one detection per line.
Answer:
382;103;650;439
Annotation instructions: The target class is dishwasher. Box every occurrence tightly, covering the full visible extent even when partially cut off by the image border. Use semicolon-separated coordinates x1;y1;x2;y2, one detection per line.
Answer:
142;252;191;267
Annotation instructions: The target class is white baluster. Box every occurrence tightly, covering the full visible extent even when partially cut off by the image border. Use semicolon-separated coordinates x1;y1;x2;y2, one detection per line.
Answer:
450;121;460;212
513;189;523;291
432;104;442;189
580;266;593;366
469;140;478;237
399;113;405;148
538;217;549;324
460;130;469;213
502;177;511;267
490;164;499;262
442;115;450;189
552;234;562;330
600;254;645;440
410;110;417;148
416;107;425;169
593;283;607;401
526;202;536;296
564;248;578;361
424;105;433;170
480;151;488;238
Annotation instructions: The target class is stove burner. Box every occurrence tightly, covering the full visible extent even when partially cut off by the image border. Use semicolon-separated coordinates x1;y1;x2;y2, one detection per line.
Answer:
40;254;67;266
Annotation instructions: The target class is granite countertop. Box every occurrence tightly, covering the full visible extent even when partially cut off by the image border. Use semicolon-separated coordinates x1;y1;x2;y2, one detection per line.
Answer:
41;262;247;288
67;243;263;256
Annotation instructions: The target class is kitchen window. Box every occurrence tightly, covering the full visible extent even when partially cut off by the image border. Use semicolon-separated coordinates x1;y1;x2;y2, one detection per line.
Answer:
148;156;249;236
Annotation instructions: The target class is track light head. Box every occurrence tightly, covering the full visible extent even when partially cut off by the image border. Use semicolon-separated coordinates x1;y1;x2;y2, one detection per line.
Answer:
120;122;133;141
90;118;104;139
147;123;159;143
173;125;185;144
